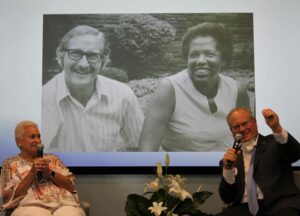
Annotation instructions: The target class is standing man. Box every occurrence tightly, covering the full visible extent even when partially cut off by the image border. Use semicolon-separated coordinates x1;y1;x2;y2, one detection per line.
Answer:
219;107;300;215
42;25;144;152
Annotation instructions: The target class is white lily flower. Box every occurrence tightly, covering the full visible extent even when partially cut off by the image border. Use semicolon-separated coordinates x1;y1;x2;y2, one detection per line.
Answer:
144;178;160;193
169;179;193;201
169;179;181;193
126;154;212;216
148;202;167;216
178;188;193;200
156;162;163;177
173;174;186;186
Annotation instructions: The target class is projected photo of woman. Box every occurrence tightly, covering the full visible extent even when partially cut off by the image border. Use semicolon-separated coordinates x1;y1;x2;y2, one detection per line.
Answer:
42;14;254;153
139;22;251;151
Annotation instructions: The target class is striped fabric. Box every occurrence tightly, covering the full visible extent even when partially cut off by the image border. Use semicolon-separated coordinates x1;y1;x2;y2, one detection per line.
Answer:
42;72;144;152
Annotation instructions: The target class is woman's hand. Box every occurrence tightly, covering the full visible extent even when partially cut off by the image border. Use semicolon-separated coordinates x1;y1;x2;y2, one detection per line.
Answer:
32;157;50;178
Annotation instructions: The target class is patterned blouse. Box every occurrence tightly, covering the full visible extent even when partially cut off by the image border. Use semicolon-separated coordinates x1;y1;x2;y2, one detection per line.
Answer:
0;154;79;211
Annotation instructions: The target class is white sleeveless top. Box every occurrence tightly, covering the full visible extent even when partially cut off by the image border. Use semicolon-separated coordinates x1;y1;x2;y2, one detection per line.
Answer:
161;70;237;152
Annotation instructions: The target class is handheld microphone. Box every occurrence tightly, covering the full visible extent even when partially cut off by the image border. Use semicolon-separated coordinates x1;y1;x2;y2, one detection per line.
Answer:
227;133;242;167
37;144;44;181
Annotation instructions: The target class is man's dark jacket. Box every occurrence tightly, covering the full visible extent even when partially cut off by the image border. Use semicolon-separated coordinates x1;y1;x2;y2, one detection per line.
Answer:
219;133;300;214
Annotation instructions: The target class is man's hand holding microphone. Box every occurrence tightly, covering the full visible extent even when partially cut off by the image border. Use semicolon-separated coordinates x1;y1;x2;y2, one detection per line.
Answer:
223;134;242;170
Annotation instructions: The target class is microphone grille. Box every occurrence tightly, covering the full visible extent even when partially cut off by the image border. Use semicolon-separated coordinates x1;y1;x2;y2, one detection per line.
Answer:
37;144;44;150
234;133;242;141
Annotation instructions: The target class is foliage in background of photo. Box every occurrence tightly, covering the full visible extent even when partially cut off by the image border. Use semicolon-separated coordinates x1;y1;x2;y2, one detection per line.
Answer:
43;13;254;83
104;14;176;79
42;14;255;115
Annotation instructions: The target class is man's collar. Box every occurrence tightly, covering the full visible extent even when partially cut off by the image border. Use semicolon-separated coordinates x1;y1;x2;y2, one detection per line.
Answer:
56;72;110;102
241;135;259;153
95;74;110;100
57;71;70;102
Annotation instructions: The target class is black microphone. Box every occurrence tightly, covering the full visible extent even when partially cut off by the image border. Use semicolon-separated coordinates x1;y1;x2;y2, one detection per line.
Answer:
37;144;44;181
227;133;242;167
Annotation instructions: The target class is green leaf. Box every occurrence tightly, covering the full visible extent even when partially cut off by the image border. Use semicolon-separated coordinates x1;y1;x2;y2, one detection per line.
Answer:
172;191;213;215
173;198;195;215
125;194;152;216
193;191;213;205
150;188;166;203
165;193;181;210
143;191;155;196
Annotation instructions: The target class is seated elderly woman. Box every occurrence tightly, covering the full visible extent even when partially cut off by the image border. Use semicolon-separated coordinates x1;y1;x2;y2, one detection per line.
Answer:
0;121;86;216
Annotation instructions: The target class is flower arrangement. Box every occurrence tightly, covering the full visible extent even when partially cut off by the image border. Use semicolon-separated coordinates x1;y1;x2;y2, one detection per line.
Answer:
125;154;213;216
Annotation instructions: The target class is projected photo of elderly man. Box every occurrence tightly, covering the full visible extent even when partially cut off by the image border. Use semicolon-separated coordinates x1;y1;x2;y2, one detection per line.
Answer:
139;22;251;152
42;25;144;152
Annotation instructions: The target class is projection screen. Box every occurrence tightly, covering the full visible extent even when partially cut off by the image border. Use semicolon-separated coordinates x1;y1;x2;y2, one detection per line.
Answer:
0;0;300;169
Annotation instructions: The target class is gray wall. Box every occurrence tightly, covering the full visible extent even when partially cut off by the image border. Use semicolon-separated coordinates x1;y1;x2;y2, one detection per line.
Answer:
75;171;300;216
1;172;299;216
75;174;225;216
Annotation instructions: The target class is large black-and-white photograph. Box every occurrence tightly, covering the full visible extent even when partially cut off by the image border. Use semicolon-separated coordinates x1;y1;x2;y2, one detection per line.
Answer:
42;13;255;152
